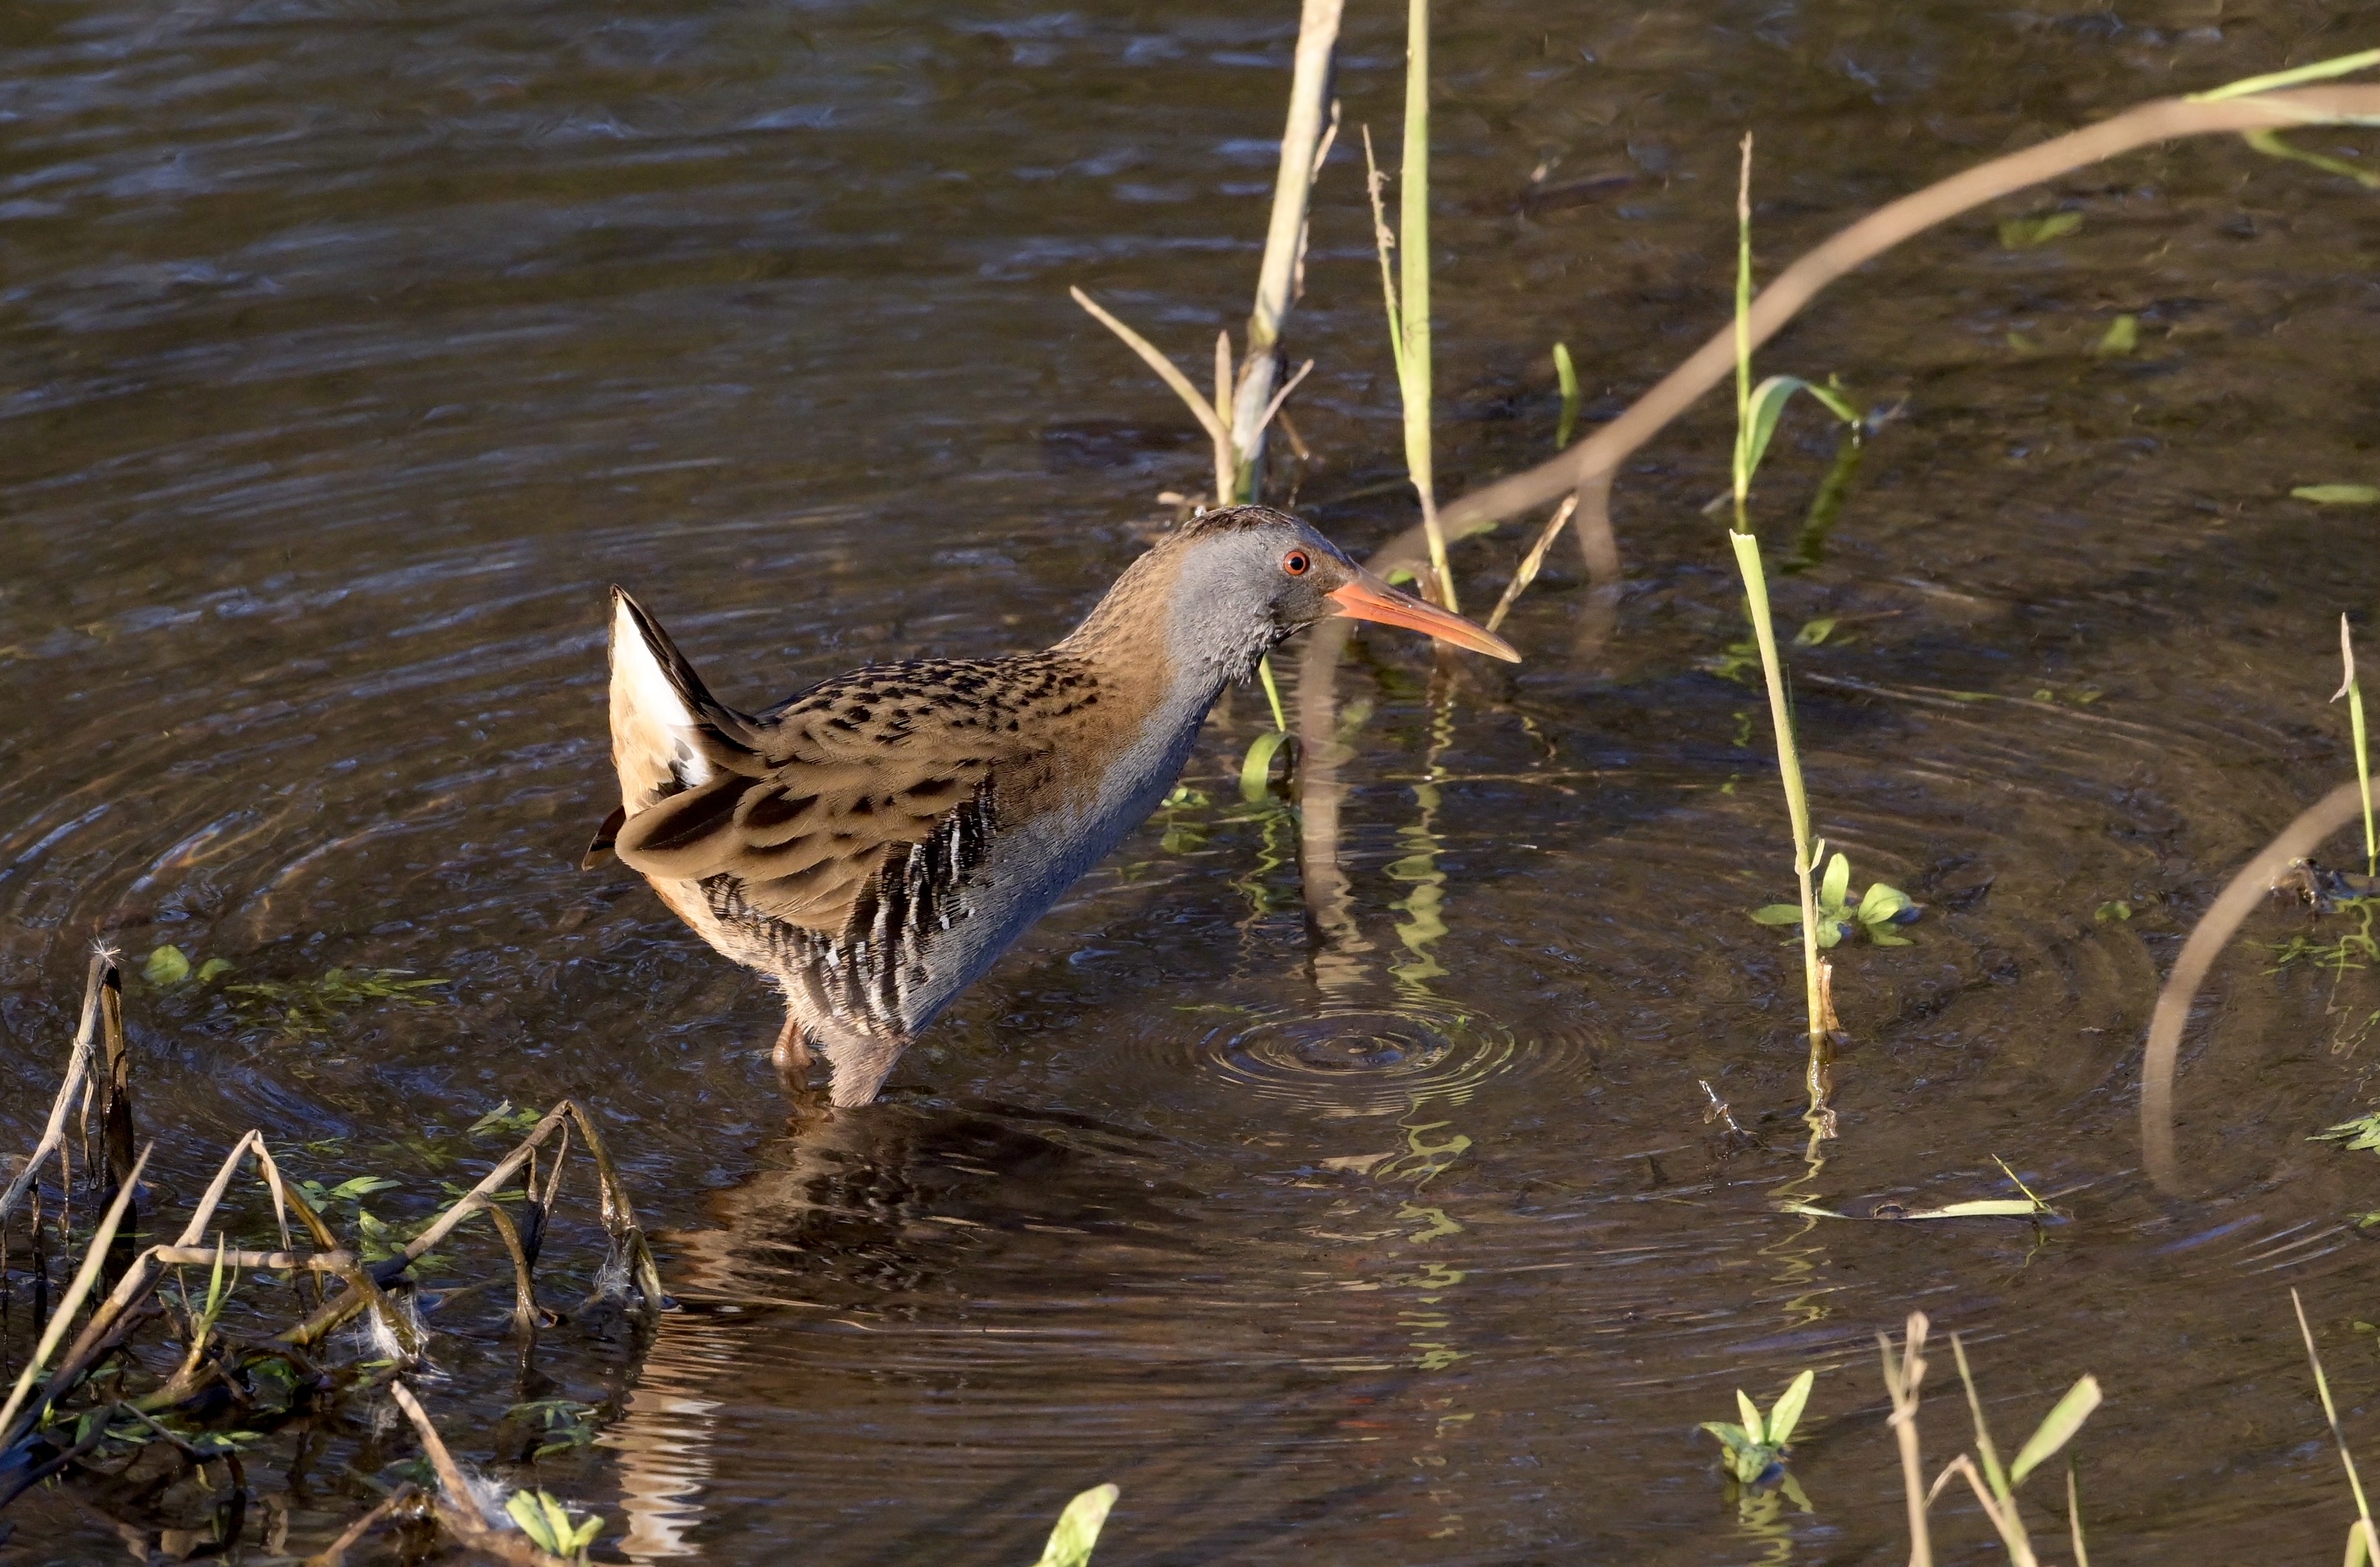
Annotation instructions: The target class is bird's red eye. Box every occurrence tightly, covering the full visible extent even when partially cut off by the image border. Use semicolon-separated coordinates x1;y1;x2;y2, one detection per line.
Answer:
1283;549;1310;576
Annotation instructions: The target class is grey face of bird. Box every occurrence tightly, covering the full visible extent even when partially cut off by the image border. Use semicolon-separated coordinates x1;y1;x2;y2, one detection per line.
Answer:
1143;509;1519;689
1176;515;1523;673
1162;518;1360;683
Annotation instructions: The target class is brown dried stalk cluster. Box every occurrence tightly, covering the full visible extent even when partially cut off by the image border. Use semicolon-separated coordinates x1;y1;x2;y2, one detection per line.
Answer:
0;949;663;1564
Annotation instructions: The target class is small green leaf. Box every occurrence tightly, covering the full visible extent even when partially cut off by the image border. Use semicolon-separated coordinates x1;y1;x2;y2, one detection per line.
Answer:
1857;883;1913;923
2008;1375;2103;1486
194;957;234;983
1736;1388;1764;1447
1765;1369;1815;1449
1814;919;1845;950
2093;314;2139;356
507;1491;585;1555
1793;617;1837;648
2293;484;2380;505
143;944;192;985
1869;930;1915;947
1553;341;1580;450
2095;900;2133;923
1998;211;2082;248
1239;730;1291;803
1750;904;1805;926
1820;852;1851;912
1736;375;1862;493
1035;1483;1120;1567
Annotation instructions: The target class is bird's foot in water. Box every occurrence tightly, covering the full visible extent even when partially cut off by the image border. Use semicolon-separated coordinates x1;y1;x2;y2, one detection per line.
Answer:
772;1013;829;1109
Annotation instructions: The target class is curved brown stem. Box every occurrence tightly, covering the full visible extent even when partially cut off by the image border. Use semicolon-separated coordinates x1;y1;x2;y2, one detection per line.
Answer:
2140;781;2369;1193
1360;86;2380;581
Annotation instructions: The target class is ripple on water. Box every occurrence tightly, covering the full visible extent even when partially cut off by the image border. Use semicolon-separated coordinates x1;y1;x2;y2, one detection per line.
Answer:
1174;996;1597;1118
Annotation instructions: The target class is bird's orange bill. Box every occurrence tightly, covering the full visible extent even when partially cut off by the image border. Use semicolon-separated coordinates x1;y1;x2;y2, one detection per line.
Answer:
1327;575;1521;663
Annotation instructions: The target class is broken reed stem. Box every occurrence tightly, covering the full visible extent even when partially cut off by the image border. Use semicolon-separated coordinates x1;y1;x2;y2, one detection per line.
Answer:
284;1098;658;1349
0;948;113;1230
1230;0;1345;486
388;1382;574;1566
1880;1311;1934;1567
1350;85;2380;594
1482;493;1575;634
1071;0;1340;507
0;1142;150;1442
2140;781;2368;1191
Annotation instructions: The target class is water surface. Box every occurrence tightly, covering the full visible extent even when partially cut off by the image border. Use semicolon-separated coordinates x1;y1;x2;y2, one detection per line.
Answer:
5;1;2380;1562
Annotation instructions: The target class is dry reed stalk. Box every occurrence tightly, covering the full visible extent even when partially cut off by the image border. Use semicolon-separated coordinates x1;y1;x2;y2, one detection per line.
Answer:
388;1381;576;1567
1230;0;1345;489
1073;0;1342;506
1879;1310;1934;1567
0;1143;149;1442
2140;781;2369;1191
0;950;113;1229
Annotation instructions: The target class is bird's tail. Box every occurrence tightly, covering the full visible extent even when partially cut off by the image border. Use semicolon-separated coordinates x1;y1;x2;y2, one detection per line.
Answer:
587;587;760;868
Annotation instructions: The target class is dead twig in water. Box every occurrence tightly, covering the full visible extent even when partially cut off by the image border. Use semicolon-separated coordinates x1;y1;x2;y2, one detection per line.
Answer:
2140;781;2371;1193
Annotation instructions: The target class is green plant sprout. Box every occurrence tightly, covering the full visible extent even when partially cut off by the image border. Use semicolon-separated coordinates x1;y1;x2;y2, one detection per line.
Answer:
469;1099;549;1139
1034;1483;1120;1567
1552;341;1581;448
1939;1336;2103;1567
229;967;449;1034
147;949;454;1038
2093;313;2139;356
1751;850;1919;948
142;944;233;986
1700;1368;1815;1495
506;1488;604;1562
1996;211;2082;248
2267;897;2379;973
2312;1108;2380;1154
2338;615;2376;877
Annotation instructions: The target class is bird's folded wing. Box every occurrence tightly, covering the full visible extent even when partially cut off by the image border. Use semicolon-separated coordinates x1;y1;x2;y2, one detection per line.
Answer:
612;663;1071;935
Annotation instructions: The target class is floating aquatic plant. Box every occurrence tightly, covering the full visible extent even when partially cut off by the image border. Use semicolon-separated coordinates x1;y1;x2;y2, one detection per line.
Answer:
1700;1369;1815;1492
1751;850;1920;949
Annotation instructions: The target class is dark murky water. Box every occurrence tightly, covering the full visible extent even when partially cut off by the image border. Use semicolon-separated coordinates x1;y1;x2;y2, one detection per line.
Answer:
7;0;2380;1561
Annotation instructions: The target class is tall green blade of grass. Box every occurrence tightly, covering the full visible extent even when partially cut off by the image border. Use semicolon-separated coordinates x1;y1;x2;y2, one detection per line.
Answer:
1362;0;1456;611
2339;615;2376;876
1399;0;1452;609
1725;133;1827;1078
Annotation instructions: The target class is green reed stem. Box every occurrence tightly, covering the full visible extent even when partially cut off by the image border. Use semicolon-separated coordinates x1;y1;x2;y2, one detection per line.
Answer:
2343;616;2375;876
1725;132;1827;1076
1400;0;1450;609
1257;655;1288;733
1553;341;1580;450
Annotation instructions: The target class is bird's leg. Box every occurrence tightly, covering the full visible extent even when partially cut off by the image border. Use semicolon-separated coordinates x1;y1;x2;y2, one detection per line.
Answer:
772;1010;814;1079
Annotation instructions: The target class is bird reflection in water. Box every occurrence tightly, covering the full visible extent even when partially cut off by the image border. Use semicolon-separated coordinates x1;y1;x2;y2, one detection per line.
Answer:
602;1096;1201;1560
